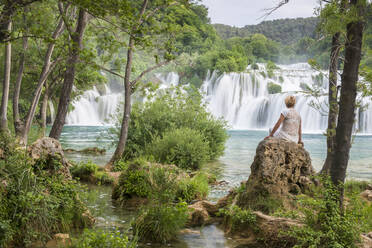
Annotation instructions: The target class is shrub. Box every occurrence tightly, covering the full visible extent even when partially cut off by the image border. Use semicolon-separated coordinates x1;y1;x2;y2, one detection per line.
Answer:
288;179;363;248
70;161;99;179
148;128;210;170
219;205;257;232
132;202;189;243
177;172;209;202
112;162;210;204
71;229;136;248
108;87;228;163
0;145;90;247
267;82;282;94
266;60;279;70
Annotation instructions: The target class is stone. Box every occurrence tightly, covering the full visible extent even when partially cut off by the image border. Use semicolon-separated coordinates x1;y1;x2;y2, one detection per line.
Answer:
187;200;221;227
28;137;71;179
82;209;96;226
360;233;372;248
236;138;315;209
0;148;4;159
360;190;372;201
45;233;71;248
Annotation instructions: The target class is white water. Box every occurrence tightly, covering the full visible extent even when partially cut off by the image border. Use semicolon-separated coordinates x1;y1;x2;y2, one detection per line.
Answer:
201;63;372;133
63;63;372;133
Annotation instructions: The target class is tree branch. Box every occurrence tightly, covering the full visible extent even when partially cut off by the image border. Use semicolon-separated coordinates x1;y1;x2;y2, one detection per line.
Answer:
130;60;170;86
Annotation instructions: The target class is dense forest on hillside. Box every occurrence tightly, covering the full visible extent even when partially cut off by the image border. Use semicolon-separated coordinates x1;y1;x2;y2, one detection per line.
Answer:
214;17;319;44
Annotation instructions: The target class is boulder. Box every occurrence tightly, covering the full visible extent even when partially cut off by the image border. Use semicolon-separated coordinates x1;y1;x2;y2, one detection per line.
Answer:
28;137;71;179
187;200;220;227
360;233;372;248
360;190;372;201
236;138;315;210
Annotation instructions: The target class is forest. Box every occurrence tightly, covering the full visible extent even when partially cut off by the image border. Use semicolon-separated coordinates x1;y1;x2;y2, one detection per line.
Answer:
0;0;372;247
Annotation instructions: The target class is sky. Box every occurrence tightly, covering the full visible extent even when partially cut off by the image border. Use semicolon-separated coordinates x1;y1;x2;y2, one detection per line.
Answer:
201;0;320;27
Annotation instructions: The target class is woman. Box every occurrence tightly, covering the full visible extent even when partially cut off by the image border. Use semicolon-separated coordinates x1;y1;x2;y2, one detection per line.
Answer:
265;95;303;146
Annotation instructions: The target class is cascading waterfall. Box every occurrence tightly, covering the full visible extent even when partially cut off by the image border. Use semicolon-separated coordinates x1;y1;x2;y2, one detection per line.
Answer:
66;85;123;125
65;73;180;125
201;63;371;133
63;63;371;133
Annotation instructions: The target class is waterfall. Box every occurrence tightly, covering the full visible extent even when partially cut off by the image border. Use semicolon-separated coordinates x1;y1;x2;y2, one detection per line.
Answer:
66;85;123;125
48;100;55;124
201;63;371;133
66;73;180;126
65;63;371;133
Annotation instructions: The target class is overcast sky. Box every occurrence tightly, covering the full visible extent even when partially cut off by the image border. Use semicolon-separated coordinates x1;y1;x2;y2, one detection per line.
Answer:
201;0;320;27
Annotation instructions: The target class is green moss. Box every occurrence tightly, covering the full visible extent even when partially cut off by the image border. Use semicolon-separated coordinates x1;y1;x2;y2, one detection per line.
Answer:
267;82;282;94
219;205;257;232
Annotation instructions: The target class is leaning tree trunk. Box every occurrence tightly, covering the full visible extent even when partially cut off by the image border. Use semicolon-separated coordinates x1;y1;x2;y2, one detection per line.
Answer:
19;16;65;144
320;32;341;174
49;9;88;140
0;21;12;132
106;37;135;169
330;1;364;209
40;83;49;136
13;35;29;136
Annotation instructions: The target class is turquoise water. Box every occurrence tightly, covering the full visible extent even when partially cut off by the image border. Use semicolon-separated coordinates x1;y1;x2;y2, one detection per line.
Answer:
60;126;372;247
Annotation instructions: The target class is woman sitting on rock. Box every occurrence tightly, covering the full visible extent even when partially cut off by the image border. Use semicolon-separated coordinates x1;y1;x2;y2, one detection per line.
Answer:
265;95;303;146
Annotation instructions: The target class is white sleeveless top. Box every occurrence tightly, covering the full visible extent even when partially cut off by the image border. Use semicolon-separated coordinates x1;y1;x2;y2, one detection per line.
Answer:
275;108;301;143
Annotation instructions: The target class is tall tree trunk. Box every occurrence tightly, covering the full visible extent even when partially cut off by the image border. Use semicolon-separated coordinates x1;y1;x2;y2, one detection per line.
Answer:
106;37;135;169
330;0;364;208
49;9;89;140
0;21;12;132
320;32;341;174
13;35;29;136
19;16;65;144
40;83;49;136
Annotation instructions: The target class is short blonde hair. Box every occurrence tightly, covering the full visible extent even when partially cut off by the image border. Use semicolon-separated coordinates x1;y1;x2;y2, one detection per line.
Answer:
285;95;296;108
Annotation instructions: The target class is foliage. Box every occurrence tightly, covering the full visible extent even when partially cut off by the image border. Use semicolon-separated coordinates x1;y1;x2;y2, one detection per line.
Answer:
0;138;90;247
214;17;318;44
148;127;210;170
132;202;189;243
112;161;209;204
110;87;228;164
219;205;257;232
176;172;209;202
70;229;136;248
268;82;282;94
287;178;364;248
70;161;113;185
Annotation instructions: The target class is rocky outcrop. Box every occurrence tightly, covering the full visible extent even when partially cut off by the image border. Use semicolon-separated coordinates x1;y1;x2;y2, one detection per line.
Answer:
187;200;220;227
236;138;315;210
28;137;71;178
228;211;300;247
360;190;372;201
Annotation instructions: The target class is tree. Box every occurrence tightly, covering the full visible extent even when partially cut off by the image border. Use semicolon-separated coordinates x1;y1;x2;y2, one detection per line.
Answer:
330;0;367;208
49;8;89;139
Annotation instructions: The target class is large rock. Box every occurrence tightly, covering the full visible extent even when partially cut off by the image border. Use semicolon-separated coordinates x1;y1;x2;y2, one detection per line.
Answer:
237;138;315;210
187;200;220;227
28;137;71;178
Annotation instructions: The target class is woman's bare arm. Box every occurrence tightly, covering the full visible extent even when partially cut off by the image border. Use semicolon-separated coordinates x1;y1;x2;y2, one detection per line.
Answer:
265;114;284;139
298;119;303;145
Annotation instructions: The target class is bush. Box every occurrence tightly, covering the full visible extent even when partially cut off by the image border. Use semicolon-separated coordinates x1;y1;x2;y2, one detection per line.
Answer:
132;202;189;243
219;205;257;232
177;172;209;202
71;161;98;179
287;179;363;248
71;161;113;185
109;87;228;164
267;82;282;94
148;128;210;170
71;229;136;248
112;162;210;204
0;145;90;247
